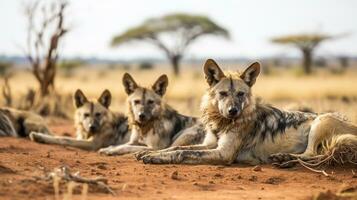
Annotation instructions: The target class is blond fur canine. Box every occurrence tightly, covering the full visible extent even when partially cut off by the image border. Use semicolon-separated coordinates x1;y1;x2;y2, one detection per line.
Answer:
98;73;205;156
29;89;130;151
136;59;357;165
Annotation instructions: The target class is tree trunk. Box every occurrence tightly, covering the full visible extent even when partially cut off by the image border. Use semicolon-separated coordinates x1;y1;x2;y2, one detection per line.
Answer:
170;55;181;76
302;49;312;74
39;80;53;97
39;70;56;96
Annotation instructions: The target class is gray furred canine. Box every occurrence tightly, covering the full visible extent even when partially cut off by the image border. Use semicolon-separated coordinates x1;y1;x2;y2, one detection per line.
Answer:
99;73;205;156
30;89;130;151
137;59;357;165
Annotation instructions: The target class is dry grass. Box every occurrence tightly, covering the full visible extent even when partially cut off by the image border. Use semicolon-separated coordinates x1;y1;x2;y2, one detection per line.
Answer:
1;65;357;122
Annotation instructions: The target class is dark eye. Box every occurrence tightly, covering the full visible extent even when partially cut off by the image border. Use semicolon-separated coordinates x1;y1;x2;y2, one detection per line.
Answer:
84;113;90;118
219;91;228;97
147;99;154;104
134;100;141;105
237;91;245;97
95;112;101;117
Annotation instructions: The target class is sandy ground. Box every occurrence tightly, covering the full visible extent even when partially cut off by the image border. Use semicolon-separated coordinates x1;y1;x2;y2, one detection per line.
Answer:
0;120;356;200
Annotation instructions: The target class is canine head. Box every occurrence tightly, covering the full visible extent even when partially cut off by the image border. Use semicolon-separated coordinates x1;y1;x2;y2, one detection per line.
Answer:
122;73;168;125
74;89;112;136
203;59;260;119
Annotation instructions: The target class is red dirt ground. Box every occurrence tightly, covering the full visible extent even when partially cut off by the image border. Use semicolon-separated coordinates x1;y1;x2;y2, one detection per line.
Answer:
0;120;356;200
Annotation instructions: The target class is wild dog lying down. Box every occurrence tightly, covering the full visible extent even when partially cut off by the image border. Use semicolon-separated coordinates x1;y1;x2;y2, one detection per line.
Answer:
30;89;130;151
137;59;357;165
0;107;51;137
98;73;205;155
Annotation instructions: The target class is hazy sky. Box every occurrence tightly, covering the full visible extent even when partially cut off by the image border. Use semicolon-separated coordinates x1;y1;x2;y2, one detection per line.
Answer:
0;0;356;60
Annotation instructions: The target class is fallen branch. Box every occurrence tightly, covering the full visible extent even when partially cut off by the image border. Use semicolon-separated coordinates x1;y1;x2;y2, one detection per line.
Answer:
39;166;116;196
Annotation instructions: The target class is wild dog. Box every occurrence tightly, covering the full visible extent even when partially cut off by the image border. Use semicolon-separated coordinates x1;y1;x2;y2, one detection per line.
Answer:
137;59;357;165
30;89;130;151
98;73;205;156
0;107;51;137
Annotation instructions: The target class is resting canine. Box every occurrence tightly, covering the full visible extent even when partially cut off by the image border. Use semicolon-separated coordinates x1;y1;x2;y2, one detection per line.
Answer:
0;107;50;137
99;73;205;155
30;89;130;151
137;59;357;165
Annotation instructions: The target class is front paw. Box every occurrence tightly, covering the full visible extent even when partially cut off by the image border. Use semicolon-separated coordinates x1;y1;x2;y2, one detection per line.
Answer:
98;146;118;156
135;150;154;160
29;132;45;143
141;153;169;164
269;153;297;168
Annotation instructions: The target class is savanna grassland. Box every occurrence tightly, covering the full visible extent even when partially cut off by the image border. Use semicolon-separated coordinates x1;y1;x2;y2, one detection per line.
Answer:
3;63;357;121
1;63;357;200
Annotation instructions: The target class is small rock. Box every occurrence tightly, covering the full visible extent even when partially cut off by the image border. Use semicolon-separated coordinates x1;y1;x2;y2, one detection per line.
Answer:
249;175;258;182
171;171;179;180
264;177;284;185
214;173;223;178
252;165;262;172
97;165;107;170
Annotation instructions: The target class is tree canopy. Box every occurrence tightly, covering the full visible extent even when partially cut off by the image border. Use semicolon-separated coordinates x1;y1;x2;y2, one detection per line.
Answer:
271;34;332;51
111;13;229;46
111;13;229;75
271;33;335;74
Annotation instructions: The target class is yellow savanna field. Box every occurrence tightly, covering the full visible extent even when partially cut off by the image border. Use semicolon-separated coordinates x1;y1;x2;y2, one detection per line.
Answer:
3;63;357;123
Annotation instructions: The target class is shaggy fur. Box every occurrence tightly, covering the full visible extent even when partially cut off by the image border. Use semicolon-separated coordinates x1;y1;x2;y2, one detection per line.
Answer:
137;59;357;166
0;107;50;137
99;73;205;156
30;89;130;151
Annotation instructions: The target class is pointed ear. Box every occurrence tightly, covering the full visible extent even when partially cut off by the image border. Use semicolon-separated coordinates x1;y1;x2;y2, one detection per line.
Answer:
122;73;138;95
152;74;168;96
98;89;112;108
240;62;261;87
203;59;226;87
74;89;88;108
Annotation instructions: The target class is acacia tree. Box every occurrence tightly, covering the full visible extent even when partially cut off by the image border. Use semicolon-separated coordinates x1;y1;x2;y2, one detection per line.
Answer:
111;13;229;76
24;0;68;96
271;34;332;74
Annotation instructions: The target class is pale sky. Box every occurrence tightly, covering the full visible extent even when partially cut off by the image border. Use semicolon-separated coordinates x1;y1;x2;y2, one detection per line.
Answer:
0;0;356;60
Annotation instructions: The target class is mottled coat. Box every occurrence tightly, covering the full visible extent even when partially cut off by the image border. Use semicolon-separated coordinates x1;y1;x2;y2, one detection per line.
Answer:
30;90;130;151
0;107;50;137
99;73;205;156
137;59;357;165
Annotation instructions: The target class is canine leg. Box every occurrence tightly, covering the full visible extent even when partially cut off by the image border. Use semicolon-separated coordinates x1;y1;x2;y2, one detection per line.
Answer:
136;130;218;160
23;117;52;136
99;144;151;156
270;113;357;165
30;132;96;151
170;124;206;147
142;149;234;165
141;132;240;165
298;114;357;159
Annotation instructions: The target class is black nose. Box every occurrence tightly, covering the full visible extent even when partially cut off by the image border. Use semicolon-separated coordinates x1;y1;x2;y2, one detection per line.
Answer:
89;125;96;132
139;113;146;120
228;107;238;116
